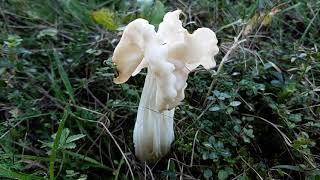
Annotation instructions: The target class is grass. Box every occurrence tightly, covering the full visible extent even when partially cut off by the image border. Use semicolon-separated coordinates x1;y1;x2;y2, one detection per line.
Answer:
0;0;320;179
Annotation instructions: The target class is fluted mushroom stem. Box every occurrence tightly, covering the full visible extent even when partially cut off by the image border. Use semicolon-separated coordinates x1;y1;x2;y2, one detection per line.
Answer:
133;72;175;161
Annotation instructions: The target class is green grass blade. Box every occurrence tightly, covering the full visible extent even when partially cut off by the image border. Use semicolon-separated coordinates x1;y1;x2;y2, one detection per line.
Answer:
53;51;76;104
49;108;69;180
0;166;44;180
65;151;113;172
50;63;66;102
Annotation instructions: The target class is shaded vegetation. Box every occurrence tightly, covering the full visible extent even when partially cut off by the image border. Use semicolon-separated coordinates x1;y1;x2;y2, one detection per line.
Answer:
0;0;319;179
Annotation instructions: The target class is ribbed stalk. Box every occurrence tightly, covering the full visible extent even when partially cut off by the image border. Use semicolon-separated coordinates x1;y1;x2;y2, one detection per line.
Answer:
133;71;175;161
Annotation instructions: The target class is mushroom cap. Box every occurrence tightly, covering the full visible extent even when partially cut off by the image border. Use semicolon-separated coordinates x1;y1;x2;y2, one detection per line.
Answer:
165;30;219;71
157;10;186;44
112;10;219;111
112;19;155;84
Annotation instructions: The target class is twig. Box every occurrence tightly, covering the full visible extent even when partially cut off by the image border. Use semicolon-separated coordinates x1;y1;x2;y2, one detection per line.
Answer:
299;9;320;43
98;122;135;180
144;162;155;180
217;29;246;75
86;87;105;107
240;156;263;180
190;130;199;166
241;113;292;146
166;159;172;180
289;104;320;112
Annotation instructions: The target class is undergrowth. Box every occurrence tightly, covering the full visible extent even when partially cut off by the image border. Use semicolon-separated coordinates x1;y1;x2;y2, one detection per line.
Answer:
0;0;319;179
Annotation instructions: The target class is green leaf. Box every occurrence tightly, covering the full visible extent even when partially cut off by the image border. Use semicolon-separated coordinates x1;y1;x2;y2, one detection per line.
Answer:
66;134;86;143
208;136;215;144
271;80;282;87
306;175;320;180
137;0;153;6
226;107;234;114
233;125;241;132
4;35;23;48
272;165;302;172
209;106;220;112
218;167;233;180
52;128;70;148
208;152;218;161
213;90;220;97
289;113;302;122
243;128;253;136
139;0;166;26
214;141;224;149
37;28;58;39
243;128;254;138
92;8;118;31
64;142;77;149
65;170;79;177
229;101;241;107
237;175;250;180
203;142;213;148
202;152;208;160
304;122;320;128
0;166;44;180
220;93;231;99
149;1;166;25
203;169;213;179
59;128;70;144
220;150;231;157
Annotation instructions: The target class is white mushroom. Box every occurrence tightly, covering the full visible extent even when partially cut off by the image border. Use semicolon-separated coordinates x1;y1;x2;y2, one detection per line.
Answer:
112;10;219;161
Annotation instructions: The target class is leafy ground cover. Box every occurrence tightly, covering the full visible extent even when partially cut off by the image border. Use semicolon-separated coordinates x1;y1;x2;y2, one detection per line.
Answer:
0;0;319;179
